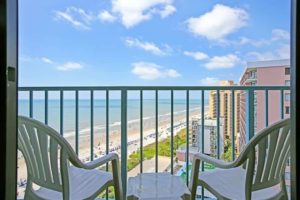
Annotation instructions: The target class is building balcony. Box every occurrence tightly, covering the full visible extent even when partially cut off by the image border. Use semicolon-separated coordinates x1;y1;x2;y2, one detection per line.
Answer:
17;85;291;200
243;78;257;85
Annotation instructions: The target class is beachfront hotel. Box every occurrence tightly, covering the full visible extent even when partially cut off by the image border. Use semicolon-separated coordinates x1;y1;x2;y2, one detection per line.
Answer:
239;59;291;152
191;118;224;156
208;80;241;155
176;118;224;162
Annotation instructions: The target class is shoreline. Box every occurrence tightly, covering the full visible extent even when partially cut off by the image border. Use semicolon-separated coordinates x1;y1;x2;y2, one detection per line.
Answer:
62;107;205;159
61;106;203;138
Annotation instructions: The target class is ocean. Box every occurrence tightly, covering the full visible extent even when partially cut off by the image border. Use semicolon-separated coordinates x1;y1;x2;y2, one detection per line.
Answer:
18;99;209;136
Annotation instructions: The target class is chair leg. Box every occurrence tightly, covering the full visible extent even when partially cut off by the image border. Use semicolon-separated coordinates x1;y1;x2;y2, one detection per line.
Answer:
281;174;289;200
112;158;124;200
282;190;289;200
189;158;201;200
24;180;40;200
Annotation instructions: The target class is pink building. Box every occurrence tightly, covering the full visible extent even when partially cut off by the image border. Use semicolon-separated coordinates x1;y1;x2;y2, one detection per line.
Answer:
239;59;290;151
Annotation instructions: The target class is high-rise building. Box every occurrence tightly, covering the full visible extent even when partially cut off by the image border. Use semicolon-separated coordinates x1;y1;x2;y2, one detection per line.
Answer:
239;59;290;151
191;118;224;156
176;118;224;162
208;80;241;155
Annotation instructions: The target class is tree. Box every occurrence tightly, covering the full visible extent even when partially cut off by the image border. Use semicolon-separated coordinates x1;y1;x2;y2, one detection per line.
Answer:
221;138;232;162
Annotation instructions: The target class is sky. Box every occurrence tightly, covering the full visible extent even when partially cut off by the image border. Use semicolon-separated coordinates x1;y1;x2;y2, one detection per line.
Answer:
19;0;291;87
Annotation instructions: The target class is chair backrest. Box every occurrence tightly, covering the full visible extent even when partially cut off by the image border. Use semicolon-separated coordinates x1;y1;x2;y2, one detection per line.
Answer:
237;118;291;198
18;116;73;197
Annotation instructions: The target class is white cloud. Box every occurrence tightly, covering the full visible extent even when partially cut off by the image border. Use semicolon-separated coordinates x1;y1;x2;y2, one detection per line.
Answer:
186;4;248;41
184;51;209;61
19;55;34;62
98;10;116;23
125;38;170;56
276;44;290;59
233;29;290;47
234;36;270;47
20;55;86;71
54;7;93;30
41;57;53;64
19;55;55;64
57;62;83;71
108;0;176;28
247;44;290;61
54;1;176;29
166;69;181;78
271;29;290;41
183;51;240;70
131;62;180;80
159;5;176;18
204;54;240;70
199;77;220;86
247;52;276;61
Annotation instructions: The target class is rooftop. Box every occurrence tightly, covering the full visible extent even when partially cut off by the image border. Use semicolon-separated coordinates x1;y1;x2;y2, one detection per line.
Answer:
247;59;290;69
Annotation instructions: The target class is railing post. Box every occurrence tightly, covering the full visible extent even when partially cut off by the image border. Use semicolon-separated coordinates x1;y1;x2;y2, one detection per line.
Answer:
29;90;33;118
121;89;127;197
90;90;94;161
186;90;190;186
280;89;284;119
216;90;220;159
60;90;64;136
170;90;174;175
140;90;143;174
201;90;205;200
246;89;255;141
45;90;48;125
155;90;158;173
231;90;235;161
106;90;109;200
75;90;79;155
265;90;269;127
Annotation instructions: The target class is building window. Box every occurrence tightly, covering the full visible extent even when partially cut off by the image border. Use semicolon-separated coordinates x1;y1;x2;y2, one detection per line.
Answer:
285;67;290;75
285;80;290;86
285;93;290;101
285;106;290;114
249;71;256;79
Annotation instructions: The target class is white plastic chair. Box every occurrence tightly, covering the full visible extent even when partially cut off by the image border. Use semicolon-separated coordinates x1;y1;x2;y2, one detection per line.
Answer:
189;118;290;200
18;116;124;200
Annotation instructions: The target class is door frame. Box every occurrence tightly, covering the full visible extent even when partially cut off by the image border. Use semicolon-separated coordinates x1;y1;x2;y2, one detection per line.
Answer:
290;0;299;198
0;0;18;199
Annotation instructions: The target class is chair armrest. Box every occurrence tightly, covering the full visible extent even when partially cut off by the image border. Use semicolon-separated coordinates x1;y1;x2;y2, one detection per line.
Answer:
193;153;235;169
189;153;240;198
69;152;124;199
82;153;119;170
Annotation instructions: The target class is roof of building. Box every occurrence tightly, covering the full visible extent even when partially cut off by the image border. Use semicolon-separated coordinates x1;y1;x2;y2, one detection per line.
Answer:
219;80;235;86
246;59;290;69
194;118;224;126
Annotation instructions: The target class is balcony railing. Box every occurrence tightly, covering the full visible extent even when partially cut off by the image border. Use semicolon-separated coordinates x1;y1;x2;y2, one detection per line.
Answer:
17;85;290;199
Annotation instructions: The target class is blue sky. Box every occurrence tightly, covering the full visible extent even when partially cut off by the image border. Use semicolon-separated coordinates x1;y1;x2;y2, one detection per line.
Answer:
19;0;290;87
